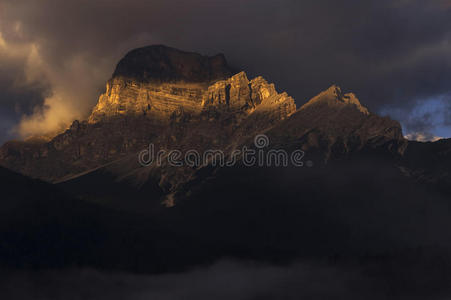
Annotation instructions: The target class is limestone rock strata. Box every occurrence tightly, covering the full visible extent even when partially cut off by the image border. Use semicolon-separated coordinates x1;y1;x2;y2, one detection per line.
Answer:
89;71;296;123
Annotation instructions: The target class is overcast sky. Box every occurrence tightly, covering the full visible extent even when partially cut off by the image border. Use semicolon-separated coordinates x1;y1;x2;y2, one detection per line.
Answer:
0;0;450;143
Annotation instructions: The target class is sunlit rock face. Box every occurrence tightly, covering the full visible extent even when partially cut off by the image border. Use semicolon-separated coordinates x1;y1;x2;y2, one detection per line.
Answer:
89;70;295;124
89;45;295;124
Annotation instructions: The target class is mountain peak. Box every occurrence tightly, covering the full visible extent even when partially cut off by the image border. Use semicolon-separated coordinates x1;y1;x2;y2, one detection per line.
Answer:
324;84;343;97
302;85;370;115
112;45;233;83
1;46;406;188
89;59;295;123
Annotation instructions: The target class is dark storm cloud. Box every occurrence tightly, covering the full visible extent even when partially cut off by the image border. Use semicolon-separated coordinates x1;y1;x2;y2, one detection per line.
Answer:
0;0;450;139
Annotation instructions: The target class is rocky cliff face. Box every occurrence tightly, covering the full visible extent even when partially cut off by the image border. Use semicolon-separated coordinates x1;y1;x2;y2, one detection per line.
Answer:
89;45;293;124
89;71;295;124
